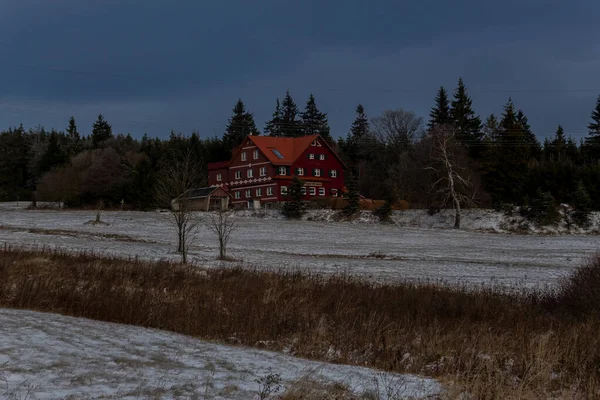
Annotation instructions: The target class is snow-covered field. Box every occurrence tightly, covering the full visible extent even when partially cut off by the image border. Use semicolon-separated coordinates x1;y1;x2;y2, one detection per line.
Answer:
0;308;439;399
0;203;598;289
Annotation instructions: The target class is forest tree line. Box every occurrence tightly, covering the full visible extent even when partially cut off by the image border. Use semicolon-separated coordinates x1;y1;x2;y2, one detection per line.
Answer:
1;78;600;211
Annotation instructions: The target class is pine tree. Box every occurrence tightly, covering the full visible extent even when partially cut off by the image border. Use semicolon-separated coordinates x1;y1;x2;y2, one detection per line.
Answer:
482;114;499;142
39;130;66;173
428;86;452;129
516;110;540;155
282;177;306;219
300;94;332;142
345;104;370;176
585;95;600;157
280;90;303;137
350;104;369;139
91;114;112;147
570;180;592;227
223;99;259;152
264;99;284;137
450;78;482;149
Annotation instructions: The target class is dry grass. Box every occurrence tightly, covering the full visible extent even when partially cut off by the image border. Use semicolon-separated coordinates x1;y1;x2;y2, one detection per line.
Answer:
1;246;599;399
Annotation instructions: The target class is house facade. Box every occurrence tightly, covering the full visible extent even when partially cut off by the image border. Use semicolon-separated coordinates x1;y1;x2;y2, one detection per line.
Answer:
208;135;345;208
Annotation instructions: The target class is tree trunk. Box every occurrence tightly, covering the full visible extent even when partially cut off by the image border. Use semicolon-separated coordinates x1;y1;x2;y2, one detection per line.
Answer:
219;238;225;260
453;197;461;229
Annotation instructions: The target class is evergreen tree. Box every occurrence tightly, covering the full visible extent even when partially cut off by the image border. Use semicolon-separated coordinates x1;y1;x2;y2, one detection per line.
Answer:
343;177;360;217
223;99;259;153
300;94;332;142
585;95;600;158
450;78;482;150
350;104;369;140
516;110;540;155
66;116;79;141
91;114;112;147
428;86;452;129
570;180;592;227
282;177;306;219
264;99;284;137
344;104;370;176
482;114;499;142
280;90;303;137
38;130;67;174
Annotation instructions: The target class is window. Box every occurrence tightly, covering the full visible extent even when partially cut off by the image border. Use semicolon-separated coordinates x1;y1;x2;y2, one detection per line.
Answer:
217;173;222;181
256;188;262;197
314;169;321;177
253;150;259;160
309;153;315;160
245;190;251;198
319;154;325;161
311;140;322;147
279;166;287;175
241;152;247;161
235;191;240;199
297;167;304;176
311;140;317;147
330;170;337;178
267;187;273;196
331;189;338;197
247;169;253;178
309;187;316;196
272;149;284;159
319;188;325;196
281;186;288;195
260;167;266;177
235;171;241;180
301;187;306;195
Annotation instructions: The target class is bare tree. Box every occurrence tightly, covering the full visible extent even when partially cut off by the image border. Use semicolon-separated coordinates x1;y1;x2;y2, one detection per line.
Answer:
207;210;237;260
154;149;205;263
425;125;473;229
370;108;425;151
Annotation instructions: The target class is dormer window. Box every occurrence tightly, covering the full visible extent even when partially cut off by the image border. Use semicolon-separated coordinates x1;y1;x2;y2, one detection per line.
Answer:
279;166;287;175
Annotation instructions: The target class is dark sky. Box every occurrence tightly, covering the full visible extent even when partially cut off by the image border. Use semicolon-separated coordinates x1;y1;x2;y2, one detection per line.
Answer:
1;0;599;141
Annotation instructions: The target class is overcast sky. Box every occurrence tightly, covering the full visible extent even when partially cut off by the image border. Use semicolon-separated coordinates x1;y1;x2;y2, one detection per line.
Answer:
1;0;599;141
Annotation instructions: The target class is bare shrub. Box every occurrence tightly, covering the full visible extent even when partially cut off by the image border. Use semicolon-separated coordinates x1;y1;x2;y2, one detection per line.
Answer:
206;210;237;260
553;253;600;316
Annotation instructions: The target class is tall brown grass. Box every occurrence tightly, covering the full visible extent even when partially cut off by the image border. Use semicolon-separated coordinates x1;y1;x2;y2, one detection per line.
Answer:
1;246;599;399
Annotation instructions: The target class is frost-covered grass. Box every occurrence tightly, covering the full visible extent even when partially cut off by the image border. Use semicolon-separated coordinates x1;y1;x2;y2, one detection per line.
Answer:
0;308;438;400
0;205;599;288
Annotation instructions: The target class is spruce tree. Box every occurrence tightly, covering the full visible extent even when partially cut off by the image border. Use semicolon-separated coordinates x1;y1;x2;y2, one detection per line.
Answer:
345;104;370;175
570;180;592;227
343;178;360;217
585;95;600;157
39;130;66;173
282;177;306;219
91;114;112;147
264;99;284;137
516;110;540;155
450;78;482;149
66;116;79;141
280;90;303;137
428;86;452;129
223;99;259;152
300;94;332;142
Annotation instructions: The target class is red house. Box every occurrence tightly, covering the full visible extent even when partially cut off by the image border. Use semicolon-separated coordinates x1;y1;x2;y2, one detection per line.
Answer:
208;135;345;208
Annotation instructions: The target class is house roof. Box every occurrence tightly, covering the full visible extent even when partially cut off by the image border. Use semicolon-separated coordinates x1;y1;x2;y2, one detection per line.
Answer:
181;187;229;199
246;135;319;165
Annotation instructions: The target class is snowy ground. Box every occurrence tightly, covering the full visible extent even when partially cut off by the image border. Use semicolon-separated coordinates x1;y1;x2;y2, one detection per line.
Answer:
0;204;599;289
0;308;439;399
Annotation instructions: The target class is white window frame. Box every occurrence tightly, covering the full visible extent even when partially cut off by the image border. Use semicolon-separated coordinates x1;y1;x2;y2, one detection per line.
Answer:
309;187;316;196
260;167;266;177
235;191;240;199
331;170;337;178
331;189;338;197
245;190;251;198
281;186;288;195
311;140;317;147
314;169;321;177
319;154;325;161
235;171;241;180
297;168;304;176
241;152;247;161
216;173;222;181
309;153;315;160
319;187;325;196
279;166;287;175
301;187;306;195
247;169;253;178
253;150;259;160
267;187;273;196
256;188;262;197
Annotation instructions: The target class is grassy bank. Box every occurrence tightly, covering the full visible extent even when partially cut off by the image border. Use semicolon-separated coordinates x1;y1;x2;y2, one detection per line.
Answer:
1;246;599;399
